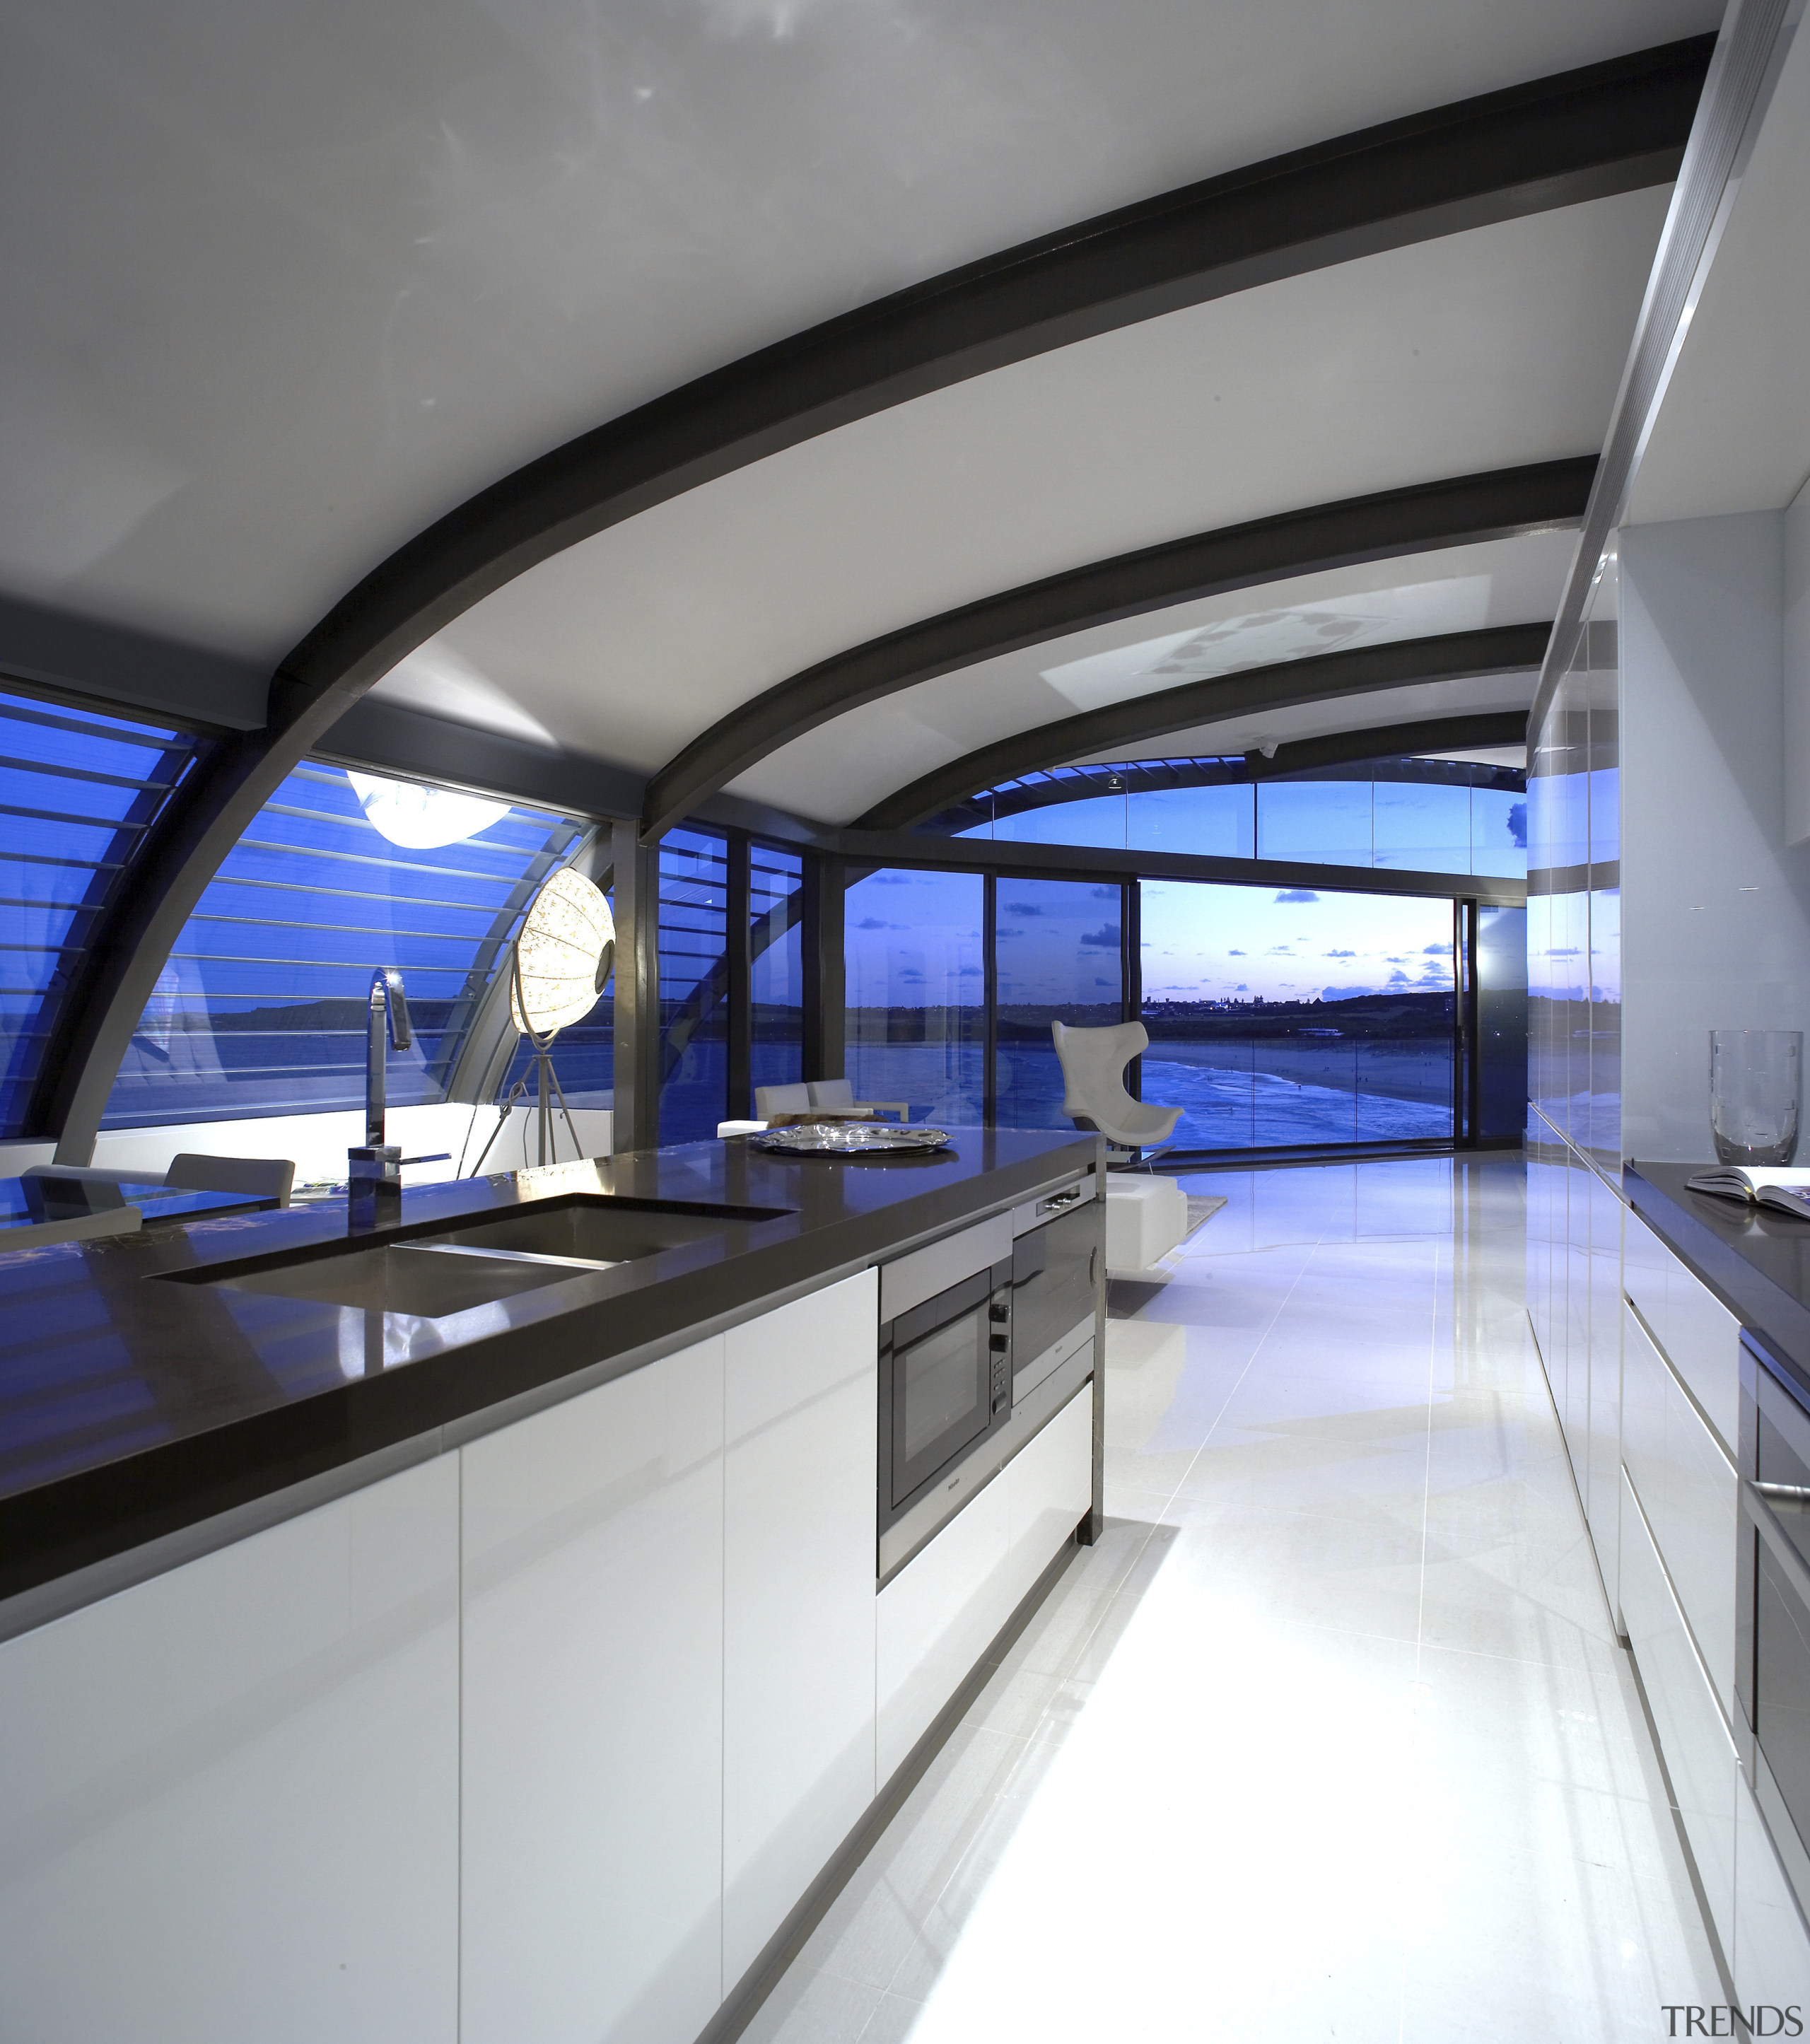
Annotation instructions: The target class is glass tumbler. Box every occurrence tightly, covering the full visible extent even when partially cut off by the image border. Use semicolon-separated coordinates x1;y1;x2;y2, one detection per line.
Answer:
1710;1030;1802;1167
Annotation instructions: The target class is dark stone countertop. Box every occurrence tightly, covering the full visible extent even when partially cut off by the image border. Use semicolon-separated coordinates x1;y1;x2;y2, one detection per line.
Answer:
1625;1160;1810;1403
0;1128;1097;1606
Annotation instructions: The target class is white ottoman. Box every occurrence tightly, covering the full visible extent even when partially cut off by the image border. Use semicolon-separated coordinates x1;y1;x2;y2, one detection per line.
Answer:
1104;1174;1190;1273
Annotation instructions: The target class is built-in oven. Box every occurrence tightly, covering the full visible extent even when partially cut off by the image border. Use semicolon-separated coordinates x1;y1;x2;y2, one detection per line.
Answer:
1009;1178;1099;1406
879;1214;1015;1550
1737;1331;1810;1914
877;1176;1102;1582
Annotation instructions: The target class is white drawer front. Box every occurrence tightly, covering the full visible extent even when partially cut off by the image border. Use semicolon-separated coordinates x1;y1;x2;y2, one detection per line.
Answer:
1004;1386;1092;1608
1621;1302;1738;1721
876;1474;1013;1784
1624;1208;1740;1455
1734;1768;1810;2014
1620;1470;1737;1956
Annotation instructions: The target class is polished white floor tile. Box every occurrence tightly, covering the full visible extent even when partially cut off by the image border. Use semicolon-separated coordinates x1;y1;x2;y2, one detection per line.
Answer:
753;1157;1721;2044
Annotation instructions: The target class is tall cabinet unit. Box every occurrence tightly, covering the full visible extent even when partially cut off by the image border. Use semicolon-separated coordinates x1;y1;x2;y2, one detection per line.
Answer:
1526;508;1810;2002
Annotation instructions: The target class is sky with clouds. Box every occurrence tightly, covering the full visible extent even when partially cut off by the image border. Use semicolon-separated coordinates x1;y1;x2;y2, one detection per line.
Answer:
843;869;1454;1009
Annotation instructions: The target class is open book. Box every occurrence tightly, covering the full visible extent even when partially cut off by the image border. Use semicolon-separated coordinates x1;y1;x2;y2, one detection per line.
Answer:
1687;1165;1810;1217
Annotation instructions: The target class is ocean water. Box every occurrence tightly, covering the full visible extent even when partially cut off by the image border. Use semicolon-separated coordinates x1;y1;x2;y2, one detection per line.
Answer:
851;1038;1454;1151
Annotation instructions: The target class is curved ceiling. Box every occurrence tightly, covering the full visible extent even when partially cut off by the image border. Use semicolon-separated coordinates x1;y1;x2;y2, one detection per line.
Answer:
2;0;1712;662
3;0;1736;1152
732;527;1580;820
407;188;1669;792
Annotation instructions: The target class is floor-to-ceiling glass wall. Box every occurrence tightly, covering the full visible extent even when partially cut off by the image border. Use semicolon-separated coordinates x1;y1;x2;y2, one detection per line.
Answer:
749;843;805;1102
992;877;1126;1126
657;827;729;1144
1136;880;1456;1149
844;868;985;1125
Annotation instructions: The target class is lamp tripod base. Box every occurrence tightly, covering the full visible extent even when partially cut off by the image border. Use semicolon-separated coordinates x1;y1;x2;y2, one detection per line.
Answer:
470;1047;585;1174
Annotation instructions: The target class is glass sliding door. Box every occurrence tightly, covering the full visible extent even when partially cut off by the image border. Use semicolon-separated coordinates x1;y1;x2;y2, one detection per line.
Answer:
749;843;805;1101
658;828;729;1143
845;868;984;1125
992;878;1126;1127
1137;879;1456;1152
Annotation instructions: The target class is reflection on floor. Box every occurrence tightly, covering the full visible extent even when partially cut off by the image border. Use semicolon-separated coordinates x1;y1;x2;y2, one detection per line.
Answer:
747;1157;1721;2043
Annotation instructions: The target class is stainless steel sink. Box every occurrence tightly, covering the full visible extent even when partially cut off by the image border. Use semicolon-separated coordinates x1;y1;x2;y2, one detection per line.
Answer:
417;1199;786;1266
168;1193;795;1316
216;1242;585;1316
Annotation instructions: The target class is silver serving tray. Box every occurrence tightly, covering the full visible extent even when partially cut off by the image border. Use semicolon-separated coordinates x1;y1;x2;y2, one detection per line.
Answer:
747;1124;952;1157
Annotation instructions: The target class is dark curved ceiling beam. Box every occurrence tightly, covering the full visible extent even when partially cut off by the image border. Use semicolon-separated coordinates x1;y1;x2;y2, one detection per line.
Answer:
855;624;1551;833
920;710;1529;830
649;462;1588;840
1245;711;1529;780
287;39;1707;720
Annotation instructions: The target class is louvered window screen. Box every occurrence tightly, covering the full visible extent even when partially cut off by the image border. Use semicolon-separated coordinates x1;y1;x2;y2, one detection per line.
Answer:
103;762;585;1130
0;687;199;1137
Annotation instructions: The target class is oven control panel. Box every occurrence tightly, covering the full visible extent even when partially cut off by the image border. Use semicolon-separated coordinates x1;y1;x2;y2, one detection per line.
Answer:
990;1296;1012;1414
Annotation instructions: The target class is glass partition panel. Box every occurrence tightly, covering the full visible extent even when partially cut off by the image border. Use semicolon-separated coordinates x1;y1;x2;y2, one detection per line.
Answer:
1373;781;1471;873
1254;781;1372;867
1127;783;1255;858
993;879;1124;1127
1472;786;1527;879
750;843;805;1097
1138;878;1455;1151
105;764;583;1129
658;829;729;1144
845;868;984;1125
1478;901;1529;1141
969;794;1127;849
0;689;199;1136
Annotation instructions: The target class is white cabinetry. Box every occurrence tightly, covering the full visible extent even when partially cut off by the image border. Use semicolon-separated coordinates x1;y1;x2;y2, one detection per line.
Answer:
1623;1208;1740;1454
460;1337;726;2044
723;1271;878;1987
1734;1769;1810;2009
1621;1302;1738;1717
877;1384;1091;1780
1585;1169;1623;1611
0;1456;461;2044
1620;1470;1737;1956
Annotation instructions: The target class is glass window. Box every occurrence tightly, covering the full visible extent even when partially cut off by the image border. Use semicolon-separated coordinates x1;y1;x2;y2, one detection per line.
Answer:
658;829;729;1145
750;843;805;1098
1138;878;1454;1151
1254;781;1372;867
1372;781;1471;873
105;764;584;1129
993;879;1124;1127
1476;902;1529;1141
1471;786;1527;879
845;868;984;1125
0;689;199;1137
1127;783;1254;858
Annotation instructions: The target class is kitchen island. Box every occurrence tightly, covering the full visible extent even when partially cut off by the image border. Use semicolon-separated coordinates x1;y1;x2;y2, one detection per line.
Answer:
0;1127;1101;2044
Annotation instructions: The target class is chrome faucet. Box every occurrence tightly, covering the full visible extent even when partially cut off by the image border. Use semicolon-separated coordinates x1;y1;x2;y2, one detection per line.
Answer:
348;969;411;1230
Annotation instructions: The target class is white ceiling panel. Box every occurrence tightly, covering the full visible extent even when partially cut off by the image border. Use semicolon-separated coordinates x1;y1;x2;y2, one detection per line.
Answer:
1065;670;1540;769
1624;23;1810;525
730;529;1573;818
417;192;1666;786
0;0;1712;658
